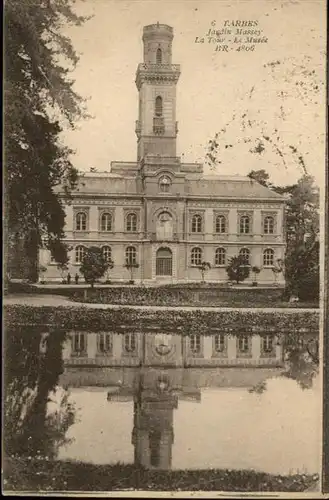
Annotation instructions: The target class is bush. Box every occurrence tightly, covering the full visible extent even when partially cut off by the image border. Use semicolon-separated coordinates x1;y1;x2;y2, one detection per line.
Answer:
3;304;319;336
226;256;250;284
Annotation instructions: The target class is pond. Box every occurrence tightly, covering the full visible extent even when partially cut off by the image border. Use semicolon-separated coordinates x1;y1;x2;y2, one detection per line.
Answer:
57;363;320;476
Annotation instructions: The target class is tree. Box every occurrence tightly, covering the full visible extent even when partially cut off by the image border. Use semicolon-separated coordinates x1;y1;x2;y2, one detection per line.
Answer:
248;170;272;187
280;175;319;299
79;247;109;288
251;266;261;286
104;259;114;283
226;256;250;285
4;0;90;282
197;261;211;283
271;260;283;287
125;261;140;284
205;54;324;178
247;171;319;299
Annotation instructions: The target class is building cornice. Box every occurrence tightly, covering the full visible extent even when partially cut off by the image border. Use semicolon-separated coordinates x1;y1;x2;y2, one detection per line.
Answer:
60;193;285;204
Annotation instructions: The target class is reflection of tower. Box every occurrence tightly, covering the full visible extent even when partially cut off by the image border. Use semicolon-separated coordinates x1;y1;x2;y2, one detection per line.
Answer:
128;367;201;469
106;367;201;470
132;372;177;469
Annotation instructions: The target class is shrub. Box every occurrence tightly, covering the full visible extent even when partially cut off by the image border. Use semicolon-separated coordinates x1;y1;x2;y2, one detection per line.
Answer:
226;256;250;284
79;247;109;288
3;304;319;336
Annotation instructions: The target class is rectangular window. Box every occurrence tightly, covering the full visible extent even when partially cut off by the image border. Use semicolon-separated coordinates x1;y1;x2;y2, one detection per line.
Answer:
237;335;251;354
97;333;113;354
72;333;87;356
214;334;225;353
124;333;137;353
190;334;201;354
261;335;274;355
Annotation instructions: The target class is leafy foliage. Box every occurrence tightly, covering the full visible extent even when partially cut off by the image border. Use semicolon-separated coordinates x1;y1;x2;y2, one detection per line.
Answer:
226;256;250;284
205;55;324;176
4;0;89;281
4;304;319;336
197;261;211;282
79;246;109;288
248;171;319;300
3;324;75;459
124;261;140;282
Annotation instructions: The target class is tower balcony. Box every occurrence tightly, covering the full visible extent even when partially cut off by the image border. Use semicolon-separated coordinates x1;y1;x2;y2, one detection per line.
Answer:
153;116;165;135
135;63;180;89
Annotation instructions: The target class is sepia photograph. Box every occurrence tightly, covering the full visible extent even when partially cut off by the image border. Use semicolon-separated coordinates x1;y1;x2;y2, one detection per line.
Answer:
3;0;327;496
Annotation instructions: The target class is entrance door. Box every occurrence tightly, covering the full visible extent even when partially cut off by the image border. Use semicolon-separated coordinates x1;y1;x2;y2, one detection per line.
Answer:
156;247;172;276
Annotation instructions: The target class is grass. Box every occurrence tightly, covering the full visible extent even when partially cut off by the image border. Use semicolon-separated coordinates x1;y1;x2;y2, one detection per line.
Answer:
3;457;319;493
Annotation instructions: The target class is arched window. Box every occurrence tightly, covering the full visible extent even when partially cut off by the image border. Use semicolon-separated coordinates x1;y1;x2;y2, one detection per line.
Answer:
214;334;225;353
191;247;202;266
239;248;250;265
190;334;201;354
215;247;226;266
126;213;137;232
156;247;172;276
264;216;274;234
156;47;162;64
215;215;226;233
159;175;171;193
75;212;87;231
126;246;137;265
239;215;250;234
191;214;202;233
97;333;113;354
124;333;137;353
155;96;163;117
75;245;86;264
100;212;112;232
102;246;112;262
263;248;274;267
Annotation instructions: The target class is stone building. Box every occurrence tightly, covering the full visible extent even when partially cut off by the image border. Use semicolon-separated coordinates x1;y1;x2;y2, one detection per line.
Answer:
62;331;283;368
40;23;285;285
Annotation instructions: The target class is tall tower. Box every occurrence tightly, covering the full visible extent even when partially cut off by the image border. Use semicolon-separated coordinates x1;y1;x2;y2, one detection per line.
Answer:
135;23;181;162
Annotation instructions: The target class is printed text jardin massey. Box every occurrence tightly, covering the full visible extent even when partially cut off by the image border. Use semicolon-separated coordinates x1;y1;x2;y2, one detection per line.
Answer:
195;20;268;52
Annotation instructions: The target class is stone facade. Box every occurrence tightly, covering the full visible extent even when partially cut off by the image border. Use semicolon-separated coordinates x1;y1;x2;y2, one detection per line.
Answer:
40;23;286;285
62;332;283;368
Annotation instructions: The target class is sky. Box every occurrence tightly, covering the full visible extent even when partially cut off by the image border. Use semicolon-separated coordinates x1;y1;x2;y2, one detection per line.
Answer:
62;0;326;186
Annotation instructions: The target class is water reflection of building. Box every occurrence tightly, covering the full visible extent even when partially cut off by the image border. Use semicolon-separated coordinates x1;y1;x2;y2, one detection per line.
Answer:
63;332;283;368
61;332;283;469
108;368;200;469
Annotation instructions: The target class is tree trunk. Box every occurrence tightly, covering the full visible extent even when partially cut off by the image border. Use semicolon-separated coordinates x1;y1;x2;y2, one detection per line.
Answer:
25;230;39;282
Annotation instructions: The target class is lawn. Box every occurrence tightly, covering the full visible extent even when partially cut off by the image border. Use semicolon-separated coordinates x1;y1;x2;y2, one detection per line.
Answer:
3;457;319;493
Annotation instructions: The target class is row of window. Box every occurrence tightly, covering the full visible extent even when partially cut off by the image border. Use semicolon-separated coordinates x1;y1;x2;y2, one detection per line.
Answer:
73;245;276;266
71;333;275;356
75;245;136;265
190;334;274;355
74;211;276;235
191;247;275;267
75;212;138;232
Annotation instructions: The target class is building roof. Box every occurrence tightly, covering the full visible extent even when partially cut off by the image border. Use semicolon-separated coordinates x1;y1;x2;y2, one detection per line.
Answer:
59;171;284;201
187;175;284;199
